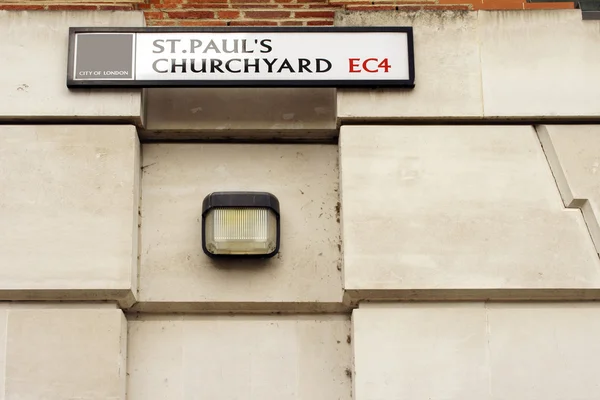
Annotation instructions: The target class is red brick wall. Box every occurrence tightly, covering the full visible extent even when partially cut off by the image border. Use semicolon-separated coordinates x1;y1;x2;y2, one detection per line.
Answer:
0;0;576;26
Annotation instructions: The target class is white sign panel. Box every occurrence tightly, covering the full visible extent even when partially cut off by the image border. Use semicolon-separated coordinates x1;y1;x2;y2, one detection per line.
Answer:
68;27;414;88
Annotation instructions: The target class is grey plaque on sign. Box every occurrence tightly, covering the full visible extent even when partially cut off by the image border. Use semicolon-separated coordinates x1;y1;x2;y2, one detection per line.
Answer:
74;33;134;80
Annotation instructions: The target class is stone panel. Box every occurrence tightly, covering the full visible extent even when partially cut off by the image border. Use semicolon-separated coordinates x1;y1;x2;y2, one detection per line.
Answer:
538;124;600;254
353;303;489;400
335;11;483;120
0;11;143;122
0;125;139;306
127;315;351;400
353;303;600;400
138;143;343;312
487;303;600;400
479;11;600;118
5;305;127;400
340;125;600;301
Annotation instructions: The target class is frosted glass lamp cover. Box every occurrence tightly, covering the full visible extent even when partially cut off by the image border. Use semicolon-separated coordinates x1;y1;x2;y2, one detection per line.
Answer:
202;192;280;258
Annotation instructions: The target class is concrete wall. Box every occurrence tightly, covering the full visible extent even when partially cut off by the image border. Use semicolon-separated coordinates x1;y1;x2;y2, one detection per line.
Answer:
1;8;600;400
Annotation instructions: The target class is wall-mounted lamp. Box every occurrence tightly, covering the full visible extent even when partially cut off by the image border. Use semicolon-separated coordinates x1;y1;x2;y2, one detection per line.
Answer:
202;192;280;258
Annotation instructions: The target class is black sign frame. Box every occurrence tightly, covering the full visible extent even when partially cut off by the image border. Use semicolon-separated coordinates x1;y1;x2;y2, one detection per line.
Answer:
67;26;415;89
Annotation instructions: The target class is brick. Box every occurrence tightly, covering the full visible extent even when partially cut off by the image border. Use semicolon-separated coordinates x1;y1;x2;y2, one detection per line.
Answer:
144;11;165;19
179;20;228;25
338;1;380;4
477;0;525;9
186;0;228;4
161;0;183;7
344;5;397;9
229;20;279;25
148;20;179;26
98;5;135;10
307;19;333;25
167;10;215;18
468;0;484;7
235;4;281;7
217;10;241;18
294;10;335;17
338;1;405;4
425;4;471;9
45;4;99;10
280;20;305;25
339;1;425;4
230;0;273;3
0;5;45;10
181;3;231;7
244;10;291;17
438;0;481;5
297;0;328;3
274;0;296;3
368;4;470;9
135;3;154;9
335;0;437;2
307;3;344;7
523;1;574;8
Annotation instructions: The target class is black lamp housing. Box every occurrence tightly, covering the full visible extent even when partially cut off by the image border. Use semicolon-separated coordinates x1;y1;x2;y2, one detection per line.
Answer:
201;191;280;258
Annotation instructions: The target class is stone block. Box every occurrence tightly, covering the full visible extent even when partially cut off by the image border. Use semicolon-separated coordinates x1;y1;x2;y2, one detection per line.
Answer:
0;125;140;306
538;124;600;254
340;125;600;301
5;305;127;400
127;315;351;400
486;303;600;400
0;307;7;399
0;11;143;122
353;303;489;400
137;143;343;312
334;11;483;119
353;303;600;400
479;11;600;118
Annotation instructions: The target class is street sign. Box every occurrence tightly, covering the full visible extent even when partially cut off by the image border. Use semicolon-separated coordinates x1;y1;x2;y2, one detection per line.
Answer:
67;27;415;88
